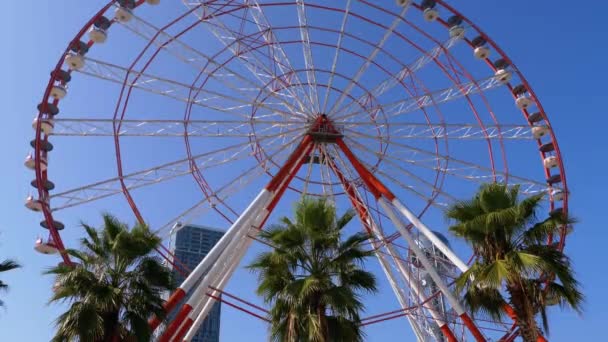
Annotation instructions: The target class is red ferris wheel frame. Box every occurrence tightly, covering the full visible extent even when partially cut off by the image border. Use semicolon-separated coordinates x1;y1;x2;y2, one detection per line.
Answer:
31;1;569;341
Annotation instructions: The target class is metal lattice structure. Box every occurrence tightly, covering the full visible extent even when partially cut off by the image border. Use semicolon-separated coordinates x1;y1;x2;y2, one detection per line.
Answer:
28;1;569;341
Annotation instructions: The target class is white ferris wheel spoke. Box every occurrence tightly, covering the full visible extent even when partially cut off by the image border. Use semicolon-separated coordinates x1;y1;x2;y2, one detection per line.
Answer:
322;0;352;114
332;35;463;118
49;128;302;211
345;135;557;196
118;9;309;121
342;122;535;140
76;57;301;120
329;149;435;339
332;74;504;123
345;140;457;205
184;0;317;116
154;131;306;237
50;118;302;138
295;0;320;113
327;3;411;115
237;0;317;112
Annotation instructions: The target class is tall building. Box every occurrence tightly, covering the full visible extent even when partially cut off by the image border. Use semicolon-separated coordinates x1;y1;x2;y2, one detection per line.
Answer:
167;223;224;342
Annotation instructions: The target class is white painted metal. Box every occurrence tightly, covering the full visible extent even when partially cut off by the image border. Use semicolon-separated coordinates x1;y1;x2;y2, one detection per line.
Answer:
331;33;462;120
494;68;512;84
423;8;439;22
114;6;133;23
50;85;67;100
474;46;490;59
64;53;85;70
392;198;469;272
183;221;257;341
296;0;320;113
88;27;108;43
32;117;54;135
328;2;411;114
322;0;352;113
378;198;467;315
178;189;269;293
119;10;309;120
333;75;504;123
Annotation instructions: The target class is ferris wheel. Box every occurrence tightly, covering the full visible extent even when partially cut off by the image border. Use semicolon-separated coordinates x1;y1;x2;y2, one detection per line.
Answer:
28;0;569;341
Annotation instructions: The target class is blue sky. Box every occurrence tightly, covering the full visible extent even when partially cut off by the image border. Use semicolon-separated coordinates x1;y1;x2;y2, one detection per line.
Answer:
1;1;607;341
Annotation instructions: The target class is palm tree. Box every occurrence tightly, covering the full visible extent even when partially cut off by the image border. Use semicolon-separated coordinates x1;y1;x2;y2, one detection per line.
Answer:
248;198;377;342
0;259;20;307
446;183;583;342
47;214;173;342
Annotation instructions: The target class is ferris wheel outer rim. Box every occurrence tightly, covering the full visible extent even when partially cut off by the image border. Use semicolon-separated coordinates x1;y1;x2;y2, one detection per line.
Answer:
32;0;569;305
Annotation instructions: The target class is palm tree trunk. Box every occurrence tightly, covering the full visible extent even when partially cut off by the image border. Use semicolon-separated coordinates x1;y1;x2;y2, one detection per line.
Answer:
507;284;539;342
318;304;327;342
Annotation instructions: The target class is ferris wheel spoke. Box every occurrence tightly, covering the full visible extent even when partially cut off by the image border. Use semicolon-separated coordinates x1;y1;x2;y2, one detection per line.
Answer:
50;118;301;137
345;145;450;209
346;135;556;196
154;130;306;235
329;145;394;224
327;3;411;115
333;34;462;118
300;143;317;197
321;0;352;114
345;139;457;204
333;74;504;123
295;0;320;113
76;57;301;120
186;1;316;116
237;0;317;112
342;123;534;140
48;129;302;211
119;10;309;120
318;144;338;204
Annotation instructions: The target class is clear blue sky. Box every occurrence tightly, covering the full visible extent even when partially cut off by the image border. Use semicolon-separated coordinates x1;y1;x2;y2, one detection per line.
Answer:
1;1;607;341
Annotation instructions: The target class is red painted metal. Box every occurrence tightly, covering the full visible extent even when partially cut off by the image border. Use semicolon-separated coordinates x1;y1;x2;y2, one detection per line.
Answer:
174;317;193;342
440;325;459;342
35;1;570;340
460;313;487;342
158;304;192;342
150;288;186;330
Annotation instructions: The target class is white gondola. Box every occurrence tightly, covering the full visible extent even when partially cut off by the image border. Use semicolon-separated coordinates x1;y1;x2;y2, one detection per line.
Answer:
531;125;549;139
449;25;465;39
24;154;35;170
146;0;160;4
65;53;85;70
50;84;67;100
32;117;54;135
494;68;512;84
395;0;409;6
52;281;61;293
474;46;490;59
25;195;45;212
34;238;59;255
515;94;532;110
88;26;108;43
543;156;559;168
24;154;47;171
115;7;133;23
423;8;439;22
551;189;564;201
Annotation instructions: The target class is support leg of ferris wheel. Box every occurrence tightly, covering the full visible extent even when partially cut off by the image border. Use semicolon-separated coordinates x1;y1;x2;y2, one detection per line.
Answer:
181;136;314;342
335;138;486;342
330;170;432;341
157;135;315;340
328;156;447;342
150;133;315;332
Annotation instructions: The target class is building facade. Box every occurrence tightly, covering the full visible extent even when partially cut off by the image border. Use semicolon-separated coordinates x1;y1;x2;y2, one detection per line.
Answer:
168;223;224;342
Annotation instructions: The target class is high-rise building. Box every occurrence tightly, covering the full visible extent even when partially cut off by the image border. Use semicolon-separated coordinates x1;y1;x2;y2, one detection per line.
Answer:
167;223;224;342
